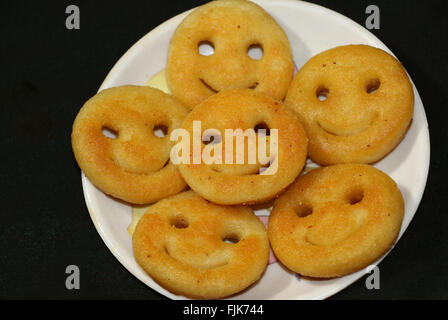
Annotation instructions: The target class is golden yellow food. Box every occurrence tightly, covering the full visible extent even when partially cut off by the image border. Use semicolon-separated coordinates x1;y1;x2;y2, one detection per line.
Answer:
285;44;414;165
167;0;294;108
71;85;189;204
268;164;404;278
132;191;269;299
177;88;308;205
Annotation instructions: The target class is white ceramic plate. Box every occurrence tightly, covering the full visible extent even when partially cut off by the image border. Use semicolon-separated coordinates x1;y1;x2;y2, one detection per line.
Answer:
81;0;430;299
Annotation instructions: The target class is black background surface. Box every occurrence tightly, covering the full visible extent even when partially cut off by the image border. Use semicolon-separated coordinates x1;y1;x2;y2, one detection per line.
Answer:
0;0;447;300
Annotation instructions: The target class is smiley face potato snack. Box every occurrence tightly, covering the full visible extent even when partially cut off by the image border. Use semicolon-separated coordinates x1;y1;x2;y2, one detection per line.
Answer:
166;0;294;109
285;45;414;165
268;164;404;278
132;191;269;299
177;89;308;205
71;85;189;204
